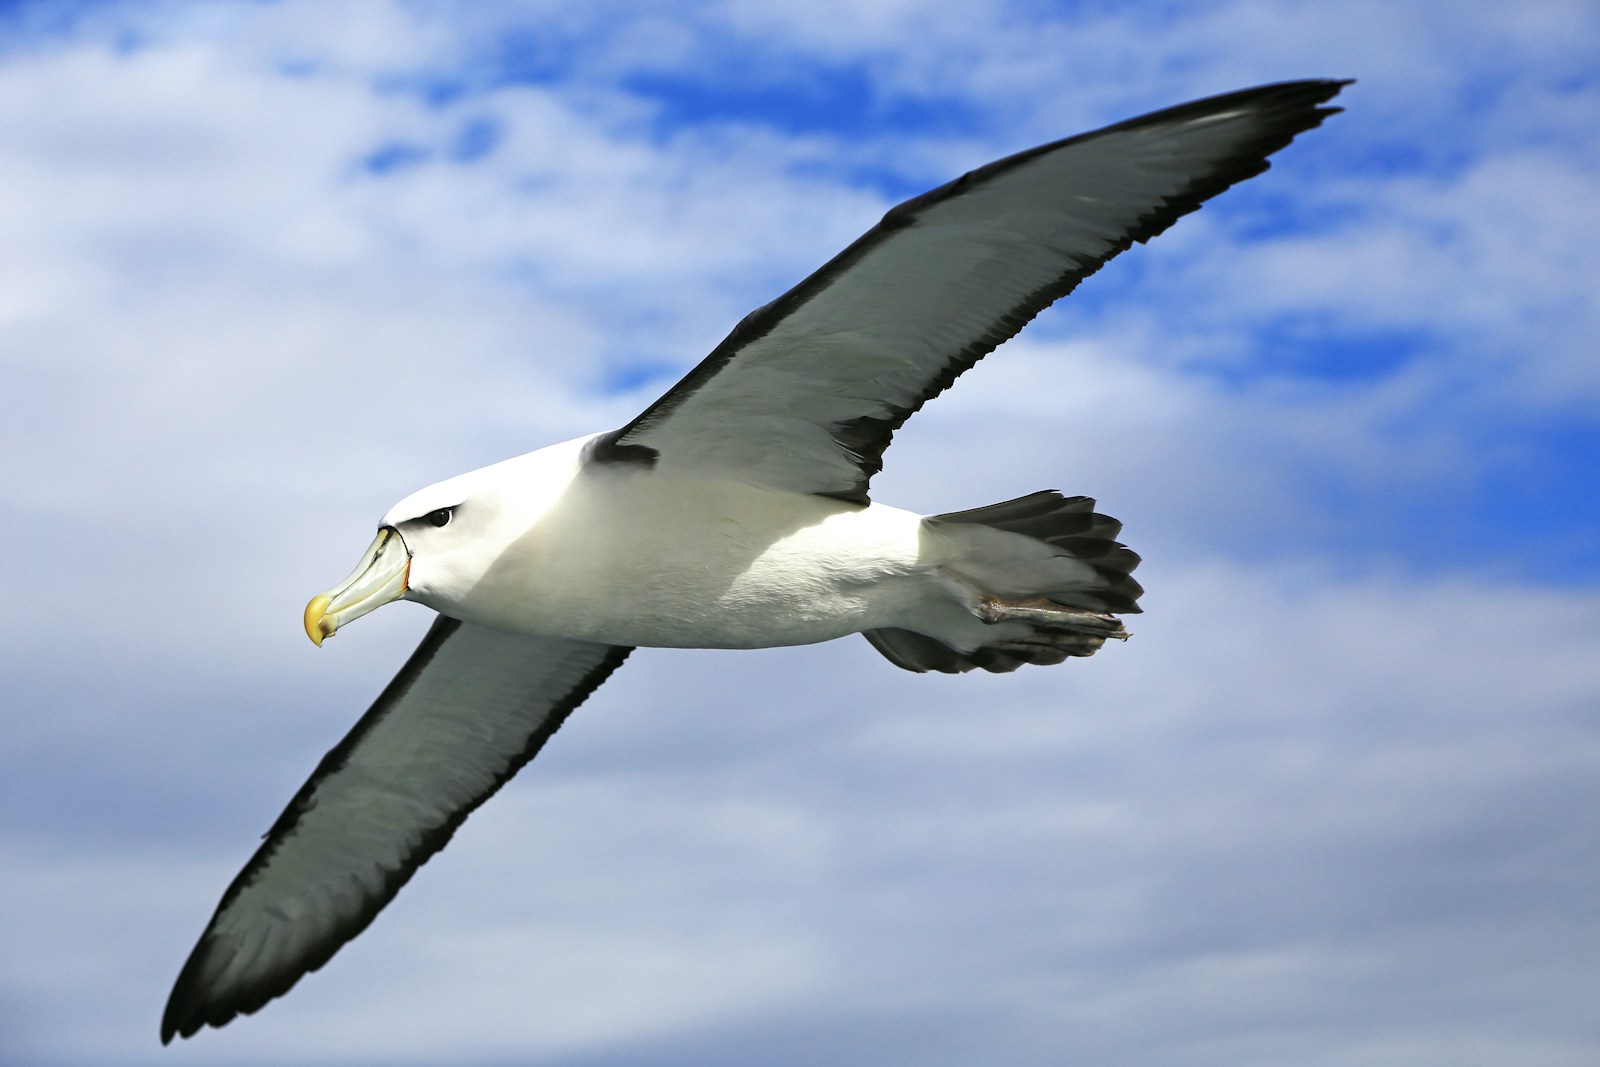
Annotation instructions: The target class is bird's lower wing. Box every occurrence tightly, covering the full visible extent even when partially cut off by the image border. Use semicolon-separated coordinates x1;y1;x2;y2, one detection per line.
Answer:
161;617;631;1042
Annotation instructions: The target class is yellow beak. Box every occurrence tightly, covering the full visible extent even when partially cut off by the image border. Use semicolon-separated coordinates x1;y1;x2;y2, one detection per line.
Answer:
303;527;411;646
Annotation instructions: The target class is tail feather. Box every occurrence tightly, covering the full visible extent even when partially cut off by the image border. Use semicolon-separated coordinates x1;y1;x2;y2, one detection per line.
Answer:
932;490;1123;542
864;490;1142;674
864;627;1039;674
931;490;1144;616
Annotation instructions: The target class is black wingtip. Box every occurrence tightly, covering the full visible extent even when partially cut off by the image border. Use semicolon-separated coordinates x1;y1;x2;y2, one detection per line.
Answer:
1256;77;1354;127
160;969;191;1043
159;982;202;1044
160;949;226;1044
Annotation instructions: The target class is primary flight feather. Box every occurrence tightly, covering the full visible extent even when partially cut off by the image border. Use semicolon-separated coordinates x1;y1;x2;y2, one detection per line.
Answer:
163;79;1347;1042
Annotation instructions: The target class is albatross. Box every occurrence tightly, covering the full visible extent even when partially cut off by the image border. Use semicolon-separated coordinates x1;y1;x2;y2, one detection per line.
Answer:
162;79;1347;1041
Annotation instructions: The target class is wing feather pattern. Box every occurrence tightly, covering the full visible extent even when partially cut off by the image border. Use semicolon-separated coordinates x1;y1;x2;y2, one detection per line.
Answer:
599;80;1348;501
161;617;631;1042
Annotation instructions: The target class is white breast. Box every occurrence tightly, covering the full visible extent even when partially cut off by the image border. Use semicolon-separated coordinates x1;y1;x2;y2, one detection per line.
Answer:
444;461;934;649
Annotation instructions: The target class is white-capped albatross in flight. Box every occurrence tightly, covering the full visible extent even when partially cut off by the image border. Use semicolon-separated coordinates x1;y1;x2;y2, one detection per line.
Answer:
162;79;1347;1042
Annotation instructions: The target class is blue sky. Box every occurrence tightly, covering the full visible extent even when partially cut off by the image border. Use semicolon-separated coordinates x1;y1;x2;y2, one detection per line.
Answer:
3;2;1597;1065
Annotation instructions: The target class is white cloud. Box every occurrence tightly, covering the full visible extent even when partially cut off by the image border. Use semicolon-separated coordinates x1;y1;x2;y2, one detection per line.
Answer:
6;570;1596;1065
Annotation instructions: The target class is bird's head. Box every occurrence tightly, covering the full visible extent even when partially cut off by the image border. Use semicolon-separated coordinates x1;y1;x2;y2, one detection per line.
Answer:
302;442;584;646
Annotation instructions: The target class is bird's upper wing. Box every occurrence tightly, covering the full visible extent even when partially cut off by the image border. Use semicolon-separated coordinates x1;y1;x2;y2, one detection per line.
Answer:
161;617;631;1042
593;79;1347;502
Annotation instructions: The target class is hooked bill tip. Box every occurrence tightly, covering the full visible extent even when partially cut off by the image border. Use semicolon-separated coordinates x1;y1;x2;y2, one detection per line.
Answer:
303;594;333;647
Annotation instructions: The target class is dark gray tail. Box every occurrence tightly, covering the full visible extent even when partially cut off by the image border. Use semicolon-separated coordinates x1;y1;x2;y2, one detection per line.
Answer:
864;491;1143;674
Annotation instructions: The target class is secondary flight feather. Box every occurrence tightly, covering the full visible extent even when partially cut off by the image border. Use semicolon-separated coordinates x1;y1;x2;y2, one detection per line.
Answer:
163;79;1347;1042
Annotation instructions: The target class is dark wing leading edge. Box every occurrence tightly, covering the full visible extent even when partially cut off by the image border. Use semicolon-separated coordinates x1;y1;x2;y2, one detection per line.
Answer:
161;617;632;1043
596;80;1348;503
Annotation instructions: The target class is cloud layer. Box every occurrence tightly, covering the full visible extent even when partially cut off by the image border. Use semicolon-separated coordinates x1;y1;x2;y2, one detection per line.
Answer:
3;2;1596;1065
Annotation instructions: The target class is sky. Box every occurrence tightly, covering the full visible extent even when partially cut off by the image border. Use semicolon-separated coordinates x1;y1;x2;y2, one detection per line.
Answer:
3;1;1597;1064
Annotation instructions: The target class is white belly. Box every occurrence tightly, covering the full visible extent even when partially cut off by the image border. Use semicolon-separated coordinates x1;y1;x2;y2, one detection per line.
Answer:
450;465;936;649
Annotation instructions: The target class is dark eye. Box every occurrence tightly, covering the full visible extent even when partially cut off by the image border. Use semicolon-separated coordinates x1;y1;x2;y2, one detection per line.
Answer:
425;508;453;528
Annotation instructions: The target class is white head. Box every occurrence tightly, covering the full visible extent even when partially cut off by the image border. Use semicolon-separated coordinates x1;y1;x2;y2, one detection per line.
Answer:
302;437;590;645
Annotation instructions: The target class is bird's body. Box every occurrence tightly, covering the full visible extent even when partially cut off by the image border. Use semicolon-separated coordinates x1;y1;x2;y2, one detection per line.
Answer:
387;432;1116;654
387;434;918;648
163;79;1349;1043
